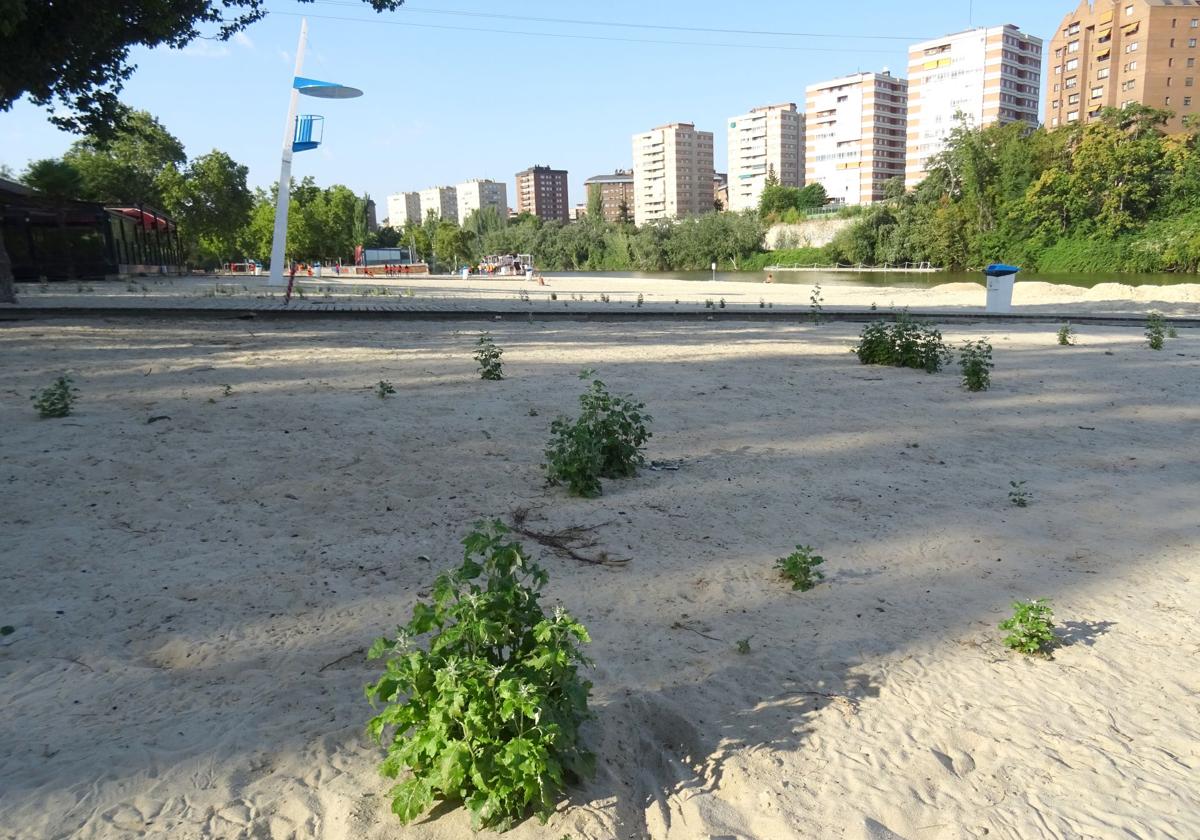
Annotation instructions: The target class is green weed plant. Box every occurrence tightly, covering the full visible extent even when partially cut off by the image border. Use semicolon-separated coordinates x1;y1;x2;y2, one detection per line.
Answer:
999;599;1055;655
366;521;593;830
959;339;994;391
475;333;505;381
32;375;78;418
853;315;952;373
545;374;651;497
775;545;825;592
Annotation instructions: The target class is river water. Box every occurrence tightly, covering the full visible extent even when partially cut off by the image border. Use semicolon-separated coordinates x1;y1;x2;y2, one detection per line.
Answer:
555;269;1196;289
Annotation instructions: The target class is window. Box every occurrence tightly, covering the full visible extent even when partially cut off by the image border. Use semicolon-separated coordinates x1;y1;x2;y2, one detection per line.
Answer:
1067;110;1080;122
1066;58;1079;70
1166;96;1172;106
1125;41;1139;53
1190;58;1197;67
1069;40;1080;53
1193;19;1199;28
1091;86;1104;99
1125;5;1133;16
1098;68;1110;79
1186;97;1194;106
1069;93;1081;104
1192;39;1199;48
1170;58;1176;68
1168;77;1174;87
1189;77;1196;87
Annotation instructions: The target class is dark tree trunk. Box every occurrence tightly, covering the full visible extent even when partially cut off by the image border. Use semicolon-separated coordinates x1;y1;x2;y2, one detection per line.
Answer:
0;225;16;303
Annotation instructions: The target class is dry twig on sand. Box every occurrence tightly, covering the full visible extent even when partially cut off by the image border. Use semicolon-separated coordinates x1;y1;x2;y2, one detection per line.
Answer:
509;507;628;568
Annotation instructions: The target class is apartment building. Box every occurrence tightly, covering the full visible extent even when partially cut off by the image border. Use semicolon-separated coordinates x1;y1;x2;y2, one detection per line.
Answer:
1046;0;1200;130
631;123;715;225
805;71;908;205
726;102;805;211
386;191;421;226
455;179;508;222
713;172;729;210
906;25;1043;188
582;170;635;222
515;165;569;222
418;186;457;223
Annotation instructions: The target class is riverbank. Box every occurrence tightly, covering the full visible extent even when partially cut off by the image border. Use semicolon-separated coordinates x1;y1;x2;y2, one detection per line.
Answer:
8;274;1200;319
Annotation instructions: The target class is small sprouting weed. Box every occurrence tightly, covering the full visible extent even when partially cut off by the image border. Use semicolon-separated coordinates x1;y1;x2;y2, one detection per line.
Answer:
1146;312;1166;350
220;384;233;397
775;545;825;592
636;293;644;308
375;380;396;398
32;375;78;418
999;599;1055;655
718;298;726;309
705;298;714;309
959;339;994;391
1057;323;1075;346
550;292;557;301
518;289;530;303
809;283;824;323
735;638;751;655
1167;326;1178;338
475;333;504;380
1008;480;1030;508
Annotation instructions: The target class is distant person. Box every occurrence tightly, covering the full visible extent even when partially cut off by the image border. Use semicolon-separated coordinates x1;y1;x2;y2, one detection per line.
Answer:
765;273;775;284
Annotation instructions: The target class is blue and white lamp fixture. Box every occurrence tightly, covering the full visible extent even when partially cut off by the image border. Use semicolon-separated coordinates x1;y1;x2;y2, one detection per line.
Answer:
984;263;1020;313
268;19;363;285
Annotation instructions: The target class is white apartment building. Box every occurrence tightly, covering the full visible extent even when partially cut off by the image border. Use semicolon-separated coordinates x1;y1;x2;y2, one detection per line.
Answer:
418;186;458;223
455;179;508;222
906;25;1042;188
632;122;715;225
805;71;909;206
386;192;421;226
726;103;805;212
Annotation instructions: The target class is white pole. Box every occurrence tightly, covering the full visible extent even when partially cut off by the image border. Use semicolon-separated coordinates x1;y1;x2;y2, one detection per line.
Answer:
268;19;309;285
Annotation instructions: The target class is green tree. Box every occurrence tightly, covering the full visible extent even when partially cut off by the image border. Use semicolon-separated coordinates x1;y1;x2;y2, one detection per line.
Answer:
160;150;252;267
587;184;603;217
21;159;84;199
63;110;186;206
434;221;471;269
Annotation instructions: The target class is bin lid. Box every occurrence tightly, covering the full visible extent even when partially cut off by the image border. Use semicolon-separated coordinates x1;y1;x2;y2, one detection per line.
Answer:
984;264;1021;277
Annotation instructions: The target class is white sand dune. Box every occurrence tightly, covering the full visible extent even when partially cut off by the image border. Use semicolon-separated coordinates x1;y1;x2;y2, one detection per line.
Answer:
1;318;1197;839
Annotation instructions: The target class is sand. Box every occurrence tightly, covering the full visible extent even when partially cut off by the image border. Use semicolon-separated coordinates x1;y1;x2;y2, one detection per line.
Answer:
9;274;1200;319
1;317;1197;840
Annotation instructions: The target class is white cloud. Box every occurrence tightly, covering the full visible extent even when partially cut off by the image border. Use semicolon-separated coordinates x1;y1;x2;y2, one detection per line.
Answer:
278;49;292;66
233;31;255;49
182;40;231;59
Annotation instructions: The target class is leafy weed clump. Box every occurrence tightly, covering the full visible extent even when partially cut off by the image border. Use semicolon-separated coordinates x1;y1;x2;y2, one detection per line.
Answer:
365;521;593;830
545;374;651;497
853;315;952;373
999;599;1055;655
375;380;396;398
32;375;78;418
475;333;504;380
1146;312;1166;350
775;545;825;592
1008;480;1030;508
1057;324;1076;346
959;339;994;392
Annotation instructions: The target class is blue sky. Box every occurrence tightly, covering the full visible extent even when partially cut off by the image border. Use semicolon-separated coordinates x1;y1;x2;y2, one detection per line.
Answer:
1;1;1066;218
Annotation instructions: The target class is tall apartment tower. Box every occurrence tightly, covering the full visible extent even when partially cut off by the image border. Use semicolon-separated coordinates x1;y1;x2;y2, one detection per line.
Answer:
805;72;908;205
726;103;805;212
1046;0;1200;131
455;179;508;222
386;192;421;226
906;25;1043;188
583;170;635;222
631;123;715;225
418;186;457;223
515;165;569;222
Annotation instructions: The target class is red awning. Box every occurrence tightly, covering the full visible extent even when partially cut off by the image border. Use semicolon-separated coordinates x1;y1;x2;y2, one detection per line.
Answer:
108;207;174;231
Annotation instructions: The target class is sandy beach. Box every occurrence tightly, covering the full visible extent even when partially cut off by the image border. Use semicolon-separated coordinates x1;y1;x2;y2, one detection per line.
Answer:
2;316;1198;839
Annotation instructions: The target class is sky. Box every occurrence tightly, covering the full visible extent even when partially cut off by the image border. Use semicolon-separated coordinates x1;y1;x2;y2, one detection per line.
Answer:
0;0;1068;220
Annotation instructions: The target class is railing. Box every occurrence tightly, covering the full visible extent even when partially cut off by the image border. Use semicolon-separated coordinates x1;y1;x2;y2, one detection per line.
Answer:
763;261;941;272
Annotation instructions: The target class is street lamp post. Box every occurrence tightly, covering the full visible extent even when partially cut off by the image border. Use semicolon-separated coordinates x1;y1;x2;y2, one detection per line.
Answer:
267;19;364;285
